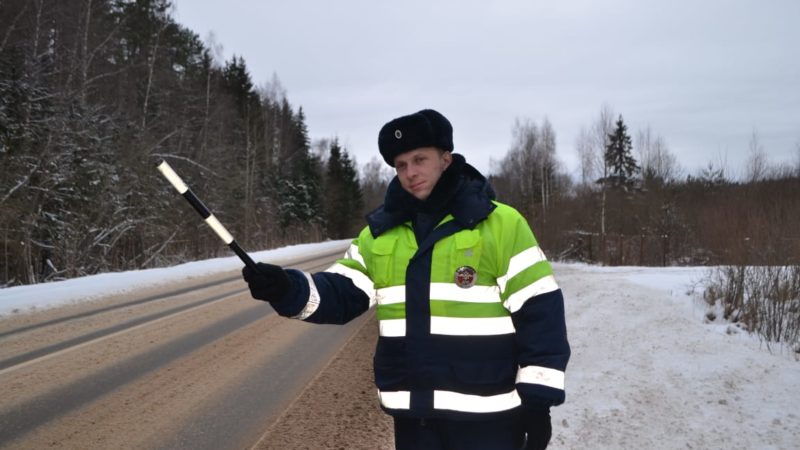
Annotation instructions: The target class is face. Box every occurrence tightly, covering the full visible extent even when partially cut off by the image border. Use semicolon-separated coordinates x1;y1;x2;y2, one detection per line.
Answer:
394;147;452;201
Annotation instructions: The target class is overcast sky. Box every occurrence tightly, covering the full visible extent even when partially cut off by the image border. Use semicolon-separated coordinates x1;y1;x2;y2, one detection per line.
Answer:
174;0;799;179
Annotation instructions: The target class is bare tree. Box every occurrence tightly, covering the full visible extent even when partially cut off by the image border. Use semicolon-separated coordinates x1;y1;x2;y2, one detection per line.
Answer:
593;104;615;175
197;31;223;160
261;72;287;103
745;129;768;182
141;16;168;128
575;126;595;188
360;156;393;212
30;0;45;58
259;73;288;167
594;104;615;237
311;137;332;163
539;118;557;222
503;118;539;217
575;103;614;188
490;116;567;229
636;126;681;184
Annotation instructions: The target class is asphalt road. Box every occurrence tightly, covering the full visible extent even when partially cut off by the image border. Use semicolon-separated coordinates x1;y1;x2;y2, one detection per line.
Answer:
0;244;371;449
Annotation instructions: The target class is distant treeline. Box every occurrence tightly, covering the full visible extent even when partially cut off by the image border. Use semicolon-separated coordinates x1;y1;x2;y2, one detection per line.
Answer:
2;1;799;288
490;110;800;267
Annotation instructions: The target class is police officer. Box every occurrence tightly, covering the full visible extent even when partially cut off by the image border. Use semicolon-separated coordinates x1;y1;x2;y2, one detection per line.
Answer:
243;109;570;450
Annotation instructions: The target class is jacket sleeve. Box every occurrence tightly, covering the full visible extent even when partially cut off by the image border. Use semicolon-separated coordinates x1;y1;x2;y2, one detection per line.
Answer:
499;213;570;409
269;238;376;325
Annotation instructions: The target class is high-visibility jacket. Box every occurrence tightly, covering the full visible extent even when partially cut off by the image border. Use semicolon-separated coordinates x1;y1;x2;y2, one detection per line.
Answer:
272;161;570;420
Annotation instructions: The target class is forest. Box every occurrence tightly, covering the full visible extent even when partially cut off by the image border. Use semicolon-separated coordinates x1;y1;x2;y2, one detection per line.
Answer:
2;0;799;288
1;0;367;286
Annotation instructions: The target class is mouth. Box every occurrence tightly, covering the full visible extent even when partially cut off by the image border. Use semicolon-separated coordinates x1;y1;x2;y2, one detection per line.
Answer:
410;182;425;191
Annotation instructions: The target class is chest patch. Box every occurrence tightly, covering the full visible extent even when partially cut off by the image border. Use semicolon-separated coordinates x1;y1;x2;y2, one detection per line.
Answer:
454;266;477;288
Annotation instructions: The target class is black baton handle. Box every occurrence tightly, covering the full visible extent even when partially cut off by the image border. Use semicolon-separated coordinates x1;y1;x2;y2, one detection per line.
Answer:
228;241;259;273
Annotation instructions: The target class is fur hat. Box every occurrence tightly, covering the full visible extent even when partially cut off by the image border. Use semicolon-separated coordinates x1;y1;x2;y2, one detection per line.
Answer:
378;109;454;166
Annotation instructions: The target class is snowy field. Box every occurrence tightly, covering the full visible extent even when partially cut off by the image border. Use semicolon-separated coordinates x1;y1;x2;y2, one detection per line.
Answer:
1;241;798;449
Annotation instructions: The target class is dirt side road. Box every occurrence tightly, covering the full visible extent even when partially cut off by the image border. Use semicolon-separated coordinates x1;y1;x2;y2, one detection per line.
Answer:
253;314;393;450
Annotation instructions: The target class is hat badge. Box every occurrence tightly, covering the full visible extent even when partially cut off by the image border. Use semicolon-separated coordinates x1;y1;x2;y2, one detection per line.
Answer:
454;266;477;288
394;129;402;139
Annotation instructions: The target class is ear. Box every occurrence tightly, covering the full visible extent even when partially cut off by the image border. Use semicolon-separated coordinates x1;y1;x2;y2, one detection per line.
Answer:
442;150;453;168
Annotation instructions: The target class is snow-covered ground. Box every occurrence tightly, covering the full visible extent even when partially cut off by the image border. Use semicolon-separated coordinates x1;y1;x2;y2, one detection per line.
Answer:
553;263;798;449
1;242;797;449
0;240;350;316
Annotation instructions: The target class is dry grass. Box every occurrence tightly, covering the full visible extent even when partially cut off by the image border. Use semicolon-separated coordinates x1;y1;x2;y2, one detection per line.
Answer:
704;265;800;353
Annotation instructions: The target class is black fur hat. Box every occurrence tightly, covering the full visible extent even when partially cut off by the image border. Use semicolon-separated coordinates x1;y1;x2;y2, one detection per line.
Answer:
378;109;454;166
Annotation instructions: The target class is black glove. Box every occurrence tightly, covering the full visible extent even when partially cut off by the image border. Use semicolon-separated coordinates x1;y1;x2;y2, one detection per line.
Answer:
242;262;292;303
524;407;552;450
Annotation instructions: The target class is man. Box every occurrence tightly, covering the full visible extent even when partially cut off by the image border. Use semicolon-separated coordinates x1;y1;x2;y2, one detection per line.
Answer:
242;109;570;450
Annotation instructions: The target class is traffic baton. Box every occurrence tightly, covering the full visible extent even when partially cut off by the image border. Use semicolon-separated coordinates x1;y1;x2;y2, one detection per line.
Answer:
156;160;261;273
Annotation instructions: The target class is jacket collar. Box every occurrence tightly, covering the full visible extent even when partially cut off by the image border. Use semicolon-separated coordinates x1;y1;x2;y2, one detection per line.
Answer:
366;153;496;237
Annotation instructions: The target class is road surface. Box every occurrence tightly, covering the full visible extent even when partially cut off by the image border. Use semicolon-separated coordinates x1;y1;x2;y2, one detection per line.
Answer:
0;245;390;449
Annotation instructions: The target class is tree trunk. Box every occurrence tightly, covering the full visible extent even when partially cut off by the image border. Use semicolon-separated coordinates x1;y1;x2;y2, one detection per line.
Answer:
31;0;44;58
142;21;166;128
79;0;92;105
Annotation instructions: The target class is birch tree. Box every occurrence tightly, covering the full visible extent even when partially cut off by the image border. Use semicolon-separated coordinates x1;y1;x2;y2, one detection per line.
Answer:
745;130;768;182
636;126;680;185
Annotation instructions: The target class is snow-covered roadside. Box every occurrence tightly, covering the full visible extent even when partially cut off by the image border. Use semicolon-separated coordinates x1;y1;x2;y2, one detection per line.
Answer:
552;263;799;450
0;240;350;316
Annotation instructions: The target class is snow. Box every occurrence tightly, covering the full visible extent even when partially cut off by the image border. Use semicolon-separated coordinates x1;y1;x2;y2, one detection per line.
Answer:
1;243;797;448
0;240;351;316
551;263;799;449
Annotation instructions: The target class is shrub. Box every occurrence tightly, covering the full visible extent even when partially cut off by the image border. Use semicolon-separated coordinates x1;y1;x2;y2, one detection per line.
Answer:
703;265;800;354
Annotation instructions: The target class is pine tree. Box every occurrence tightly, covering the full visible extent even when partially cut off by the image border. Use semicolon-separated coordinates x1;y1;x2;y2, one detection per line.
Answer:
276;108;323;234
324;140;363;238
604;115;639;188
222;56;257;118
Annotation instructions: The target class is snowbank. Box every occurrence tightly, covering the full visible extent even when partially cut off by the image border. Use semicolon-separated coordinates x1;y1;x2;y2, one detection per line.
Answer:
0;240;350;316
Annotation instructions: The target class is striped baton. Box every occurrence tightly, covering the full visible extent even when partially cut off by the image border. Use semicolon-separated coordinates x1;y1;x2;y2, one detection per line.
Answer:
156;160;260;273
